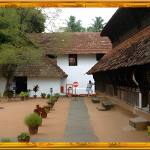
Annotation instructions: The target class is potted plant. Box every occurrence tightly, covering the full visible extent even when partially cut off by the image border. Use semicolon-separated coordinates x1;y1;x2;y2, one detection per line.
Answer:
24;92;29;100
34;109;40;116
43;105;52;111
1;138;13;142
4;88;14;102
24;113;42;135
17;132;31;142
49;96;57;106
47;94;50;99
27;89;32;98
39;108;49;118
36;104;39;108
40;93;46;99
33;85;39;99
54;93;60;100
20;91;26;101
47;101;53;107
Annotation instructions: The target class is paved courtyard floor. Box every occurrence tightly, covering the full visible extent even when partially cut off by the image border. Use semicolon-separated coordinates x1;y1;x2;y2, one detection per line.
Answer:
0;96;149;142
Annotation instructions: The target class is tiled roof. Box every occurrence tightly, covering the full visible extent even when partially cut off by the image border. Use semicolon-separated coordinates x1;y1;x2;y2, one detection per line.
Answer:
0;54;68;77
29;32;112;54
86;25;150;74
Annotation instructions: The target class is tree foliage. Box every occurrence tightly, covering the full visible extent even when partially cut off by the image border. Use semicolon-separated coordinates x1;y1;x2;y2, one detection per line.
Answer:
0;8;74;96
87;16;106;32
64;15;86;32
0;8;46;33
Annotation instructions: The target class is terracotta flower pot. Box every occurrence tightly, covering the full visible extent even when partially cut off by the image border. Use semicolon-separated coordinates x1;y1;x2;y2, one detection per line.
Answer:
44;107;50;111
8;97;12;102
28;126;38;135
48;103;53;107
41;113;47;118
42;96;45;99
34;95;37;99
21;97;24;101
18;137;30;143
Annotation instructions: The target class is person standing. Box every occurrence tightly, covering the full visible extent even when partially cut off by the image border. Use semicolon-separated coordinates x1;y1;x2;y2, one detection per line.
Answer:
86;80;95;97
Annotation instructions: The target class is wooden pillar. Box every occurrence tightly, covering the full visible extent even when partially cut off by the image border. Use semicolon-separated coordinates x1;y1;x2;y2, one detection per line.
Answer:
135;68;149;108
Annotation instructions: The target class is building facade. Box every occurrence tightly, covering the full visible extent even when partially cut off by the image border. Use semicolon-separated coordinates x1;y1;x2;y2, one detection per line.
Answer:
0;32;112;97
87;8;150;121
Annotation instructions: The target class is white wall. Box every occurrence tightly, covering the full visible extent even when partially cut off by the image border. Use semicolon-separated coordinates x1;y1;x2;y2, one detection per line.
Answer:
57;54;98;95
0;77;6;95
27;77;61;97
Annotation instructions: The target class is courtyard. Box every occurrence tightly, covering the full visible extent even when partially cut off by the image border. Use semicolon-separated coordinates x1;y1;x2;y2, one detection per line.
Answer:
0;96;149;142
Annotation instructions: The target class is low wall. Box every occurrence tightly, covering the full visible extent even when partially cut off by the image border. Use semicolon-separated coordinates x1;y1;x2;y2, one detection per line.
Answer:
96;91;150;121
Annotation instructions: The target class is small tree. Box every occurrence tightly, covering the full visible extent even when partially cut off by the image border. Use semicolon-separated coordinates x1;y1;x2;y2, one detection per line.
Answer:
0;8;74;96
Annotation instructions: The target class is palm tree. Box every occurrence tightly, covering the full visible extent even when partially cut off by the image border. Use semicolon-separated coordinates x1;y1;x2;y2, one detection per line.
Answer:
64;15;86;32
87;16;106;32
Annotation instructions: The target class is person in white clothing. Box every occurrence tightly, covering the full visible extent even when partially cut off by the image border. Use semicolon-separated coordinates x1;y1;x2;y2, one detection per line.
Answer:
86;80;95;97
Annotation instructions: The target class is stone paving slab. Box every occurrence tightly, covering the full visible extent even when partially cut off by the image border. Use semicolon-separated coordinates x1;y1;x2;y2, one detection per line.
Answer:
129;117;150;130
96;106;106;111
92;98;100;103
102;101;116;110
63;97;99;142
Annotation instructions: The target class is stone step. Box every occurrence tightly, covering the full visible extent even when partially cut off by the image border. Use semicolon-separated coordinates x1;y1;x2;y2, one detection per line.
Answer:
129;117;150;130
102;101;116;110
92;98;100;103
96;106;106;111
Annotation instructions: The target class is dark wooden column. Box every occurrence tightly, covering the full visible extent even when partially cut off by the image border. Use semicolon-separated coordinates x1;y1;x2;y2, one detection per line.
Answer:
135;67;149;107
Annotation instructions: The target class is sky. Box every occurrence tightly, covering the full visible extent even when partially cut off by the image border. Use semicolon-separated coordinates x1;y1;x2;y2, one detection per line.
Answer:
44;8;118;32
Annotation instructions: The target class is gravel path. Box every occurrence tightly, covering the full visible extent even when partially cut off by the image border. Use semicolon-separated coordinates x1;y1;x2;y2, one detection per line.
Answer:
63;97;99;142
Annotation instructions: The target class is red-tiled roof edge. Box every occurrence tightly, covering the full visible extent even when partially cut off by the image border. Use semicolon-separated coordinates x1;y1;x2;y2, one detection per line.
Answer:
86;25;150;74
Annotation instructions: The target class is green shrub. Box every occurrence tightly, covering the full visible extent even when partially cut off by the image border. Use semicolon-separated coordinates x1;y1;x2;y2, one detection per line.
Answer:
40;93;46;97
27;89;32;97
43;105;52;108
54;93;60;97
0;93;2;100
49;96;57;101
45;109;49;113
24;113;42;127
17;132;31;139
47;101;53;104
20;91;26;97
47;94;50;97
24;92;29;97
1;138;13;142
4;89;14;98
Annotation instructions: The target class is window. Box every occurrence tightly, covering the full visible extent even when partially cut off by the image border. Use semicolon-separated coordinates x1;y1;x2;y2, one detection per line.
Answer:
96;54;105;61
69;54;77;66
